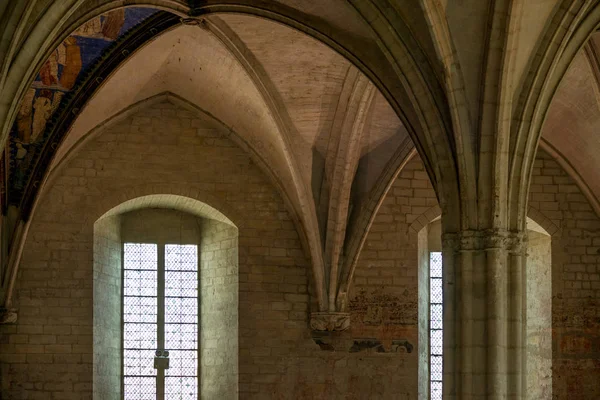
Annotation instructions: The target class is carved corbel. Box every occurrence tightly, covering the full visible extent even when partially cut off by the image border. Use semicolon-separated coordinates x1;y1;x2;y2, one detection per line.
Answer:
0;308;17;324
310;312;350;331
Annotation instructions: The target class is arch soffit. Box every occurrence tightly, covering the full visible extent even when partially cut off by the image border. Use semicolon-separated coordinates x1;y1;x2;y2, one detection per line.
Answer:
94;191;237;229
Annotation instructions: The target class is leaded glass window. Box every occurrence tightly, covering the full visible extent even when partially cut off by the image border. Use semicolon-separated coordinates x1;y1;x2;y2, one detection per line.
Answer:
123;243;199;400
430;251;443;400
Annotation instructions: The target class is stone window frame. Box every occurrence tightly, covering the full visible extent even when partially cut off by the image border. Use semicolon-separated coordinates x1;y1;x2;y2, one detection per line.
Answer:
417;218;442;400
94;198;239;400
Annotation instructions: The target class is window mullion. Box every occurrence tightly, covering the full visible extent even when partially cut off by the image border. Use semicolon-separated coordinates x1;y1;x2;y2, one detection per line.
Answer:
157;244;165;400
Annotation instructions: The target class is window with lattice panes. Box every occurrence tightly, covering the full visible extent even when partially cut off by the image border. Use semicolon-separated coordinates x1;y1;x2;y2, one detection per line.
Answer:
123;243;199;400
429;251;443;400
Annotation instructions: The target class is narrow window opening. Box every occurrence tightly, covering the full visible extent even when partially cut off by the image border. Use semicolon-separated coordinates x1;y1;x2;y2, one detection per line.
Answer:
164;244;199;398
123;242;199;399
429;251;443;400
123;243;158;397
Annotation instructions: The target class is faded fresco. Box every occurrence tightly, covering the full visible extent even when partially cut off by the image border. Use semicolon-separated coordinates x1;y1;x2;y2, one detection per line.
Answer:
8;7;158;195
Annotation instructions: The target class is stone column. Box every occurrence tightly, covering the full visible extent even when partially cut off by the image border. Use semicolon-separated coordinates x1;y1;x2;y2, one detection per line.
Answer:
442;229;527;399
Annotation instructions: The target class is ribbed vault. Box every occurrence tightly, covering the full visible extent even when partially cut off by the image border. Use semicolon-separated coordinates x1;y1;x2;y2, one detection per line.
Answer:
1;6;418;320
3;2;600;398
3;0;600;322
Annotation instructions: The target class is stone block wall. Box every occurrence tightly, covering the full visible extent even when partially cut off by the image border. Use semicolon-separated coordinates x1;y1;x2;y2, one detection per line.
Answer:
351;156;437;330
529;150;600;399
92;215;121;400
0;99;598;399
346;149;600;399
200;219;238;398
343;155;438;399
0;100;426;399
525;230;552;398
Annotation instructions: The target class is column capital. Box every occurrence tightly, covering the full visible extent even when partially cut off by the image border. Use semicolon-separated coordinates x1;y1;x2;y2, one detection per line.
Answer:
442;229;527;254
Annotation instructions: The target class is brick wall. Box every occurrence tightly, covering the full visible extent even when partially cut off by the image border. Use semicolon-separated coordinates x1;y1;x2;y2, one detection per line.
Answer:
351;156;436;327
0;100;294;399
349;149;600;399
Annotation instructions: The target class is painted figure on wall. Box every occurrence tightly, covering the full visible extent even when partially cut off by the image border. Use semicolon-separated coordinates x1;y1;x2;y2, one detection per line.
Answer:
72;8;125;40
103;8;126;40
60;37;83;90
19;35;82;147
8;7;157;196
16;89;62;145
16;89;35;143
13;141;29;191
31;90;62;143
18;7;131;148
36;37;82;91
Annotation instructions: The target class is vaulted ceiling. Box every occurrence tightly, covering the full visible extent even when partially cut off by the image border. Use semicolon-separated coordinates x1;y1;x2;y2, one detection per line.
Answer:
53;16;407;213
1;1;438;318
20;8;411;316
2;0;600;319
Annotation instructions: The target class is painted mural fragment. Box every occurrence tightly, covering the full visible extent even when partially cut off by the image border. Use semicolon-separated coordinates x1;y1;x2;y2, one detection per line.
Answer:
8;7;158;195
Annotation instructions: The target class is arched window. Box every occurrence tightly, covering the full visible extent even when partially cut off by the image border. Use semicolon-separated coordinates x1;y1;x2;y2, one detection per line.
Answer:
93;197;239;399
